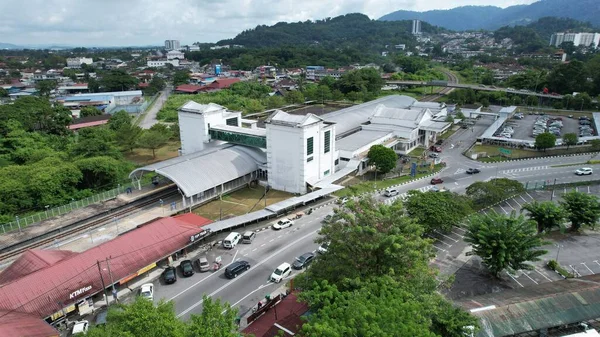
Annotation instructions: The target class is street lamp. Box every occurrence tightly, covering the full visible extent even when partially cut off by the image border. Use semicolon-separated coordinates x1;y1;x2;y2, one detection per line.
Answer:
555;243;563;262
45;205;50;218
159;199;164;215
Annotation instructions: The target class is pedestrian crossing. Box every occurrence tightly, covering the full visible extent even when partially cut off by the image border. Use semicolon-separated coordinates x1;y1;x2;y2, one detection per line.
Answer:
501;166;548;174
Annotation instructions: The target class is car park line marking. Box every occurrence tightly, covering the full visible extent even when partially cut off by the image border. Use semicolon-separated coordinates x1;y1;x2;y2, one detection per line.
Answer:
427;235;451;247
525;192;534;200
535;268;553;282
506;272;524;287
519;195;528;203
252;248;257;252
176;229;319;318
569;265;582;277
453;226;467;233
505;202;515;211
581;263;594;274
261;244;266;247
450;229;464;238
277;235;282;238
511;198;522;207
432;245;447;252
594;260;600;268
434;231;459;243
499;205;509;215
269;239;274;243
520;270;538;285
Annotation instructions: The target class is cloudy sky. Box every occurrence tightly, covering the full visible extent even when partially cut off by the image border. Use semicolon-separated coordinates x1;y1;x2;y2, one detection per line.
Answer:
0;0;537;47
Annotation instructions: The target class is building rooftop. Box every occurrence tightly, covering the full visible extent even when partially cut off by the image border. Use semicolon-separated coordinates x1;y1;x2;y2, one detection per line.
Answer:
266;110;323;128
179;102;226;115
336;130;392;152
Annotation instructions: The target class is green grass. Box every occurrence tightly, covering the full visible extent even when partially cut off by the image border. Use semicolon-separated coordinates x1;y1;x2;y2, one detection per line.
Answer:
437;126;461;141
333;165;443;197
408;146;426;158
470;144;597;162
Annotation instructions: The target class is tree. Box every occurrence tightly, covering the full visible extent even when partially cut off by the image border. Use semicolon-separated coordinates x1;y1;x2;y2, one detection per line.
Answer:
75;156;132;189
466;178;525;209
187;296;239;337
334;68;383;95
591;139;600;152
405;190;472;233
145;77;166;96
70;127;122;159
138;129;170;158
99;70;138;92
115;123;143;152
367;144;396;175
547;60;589;94
173;70;190;86
563;133;578;149
35;80;57;96
465;212;548;278
522;201;566;233
535;132;556;151
0;88;8;97
560;191;600;231
108;110;132;131
79;106;103;117
526;95;538;106
284;90;304;104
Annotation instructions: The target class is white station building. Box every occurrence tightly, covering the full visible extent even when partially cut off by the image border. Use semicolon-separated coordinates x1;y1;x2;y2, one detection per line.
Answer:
130;95;450;205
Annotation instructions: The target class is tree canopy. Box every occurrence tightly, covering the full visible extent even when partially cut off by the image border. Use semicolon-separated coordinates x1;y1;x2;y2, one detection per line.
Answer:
522;201;566;233
367;144;397;175
466;178;525;209
560;191;600;231
535;132;556;151
405;190;472;233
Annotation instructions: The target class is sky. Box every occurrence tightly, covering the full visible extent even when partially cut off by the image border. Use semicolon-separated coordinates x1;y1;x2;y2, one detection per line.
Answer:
0;0;538;47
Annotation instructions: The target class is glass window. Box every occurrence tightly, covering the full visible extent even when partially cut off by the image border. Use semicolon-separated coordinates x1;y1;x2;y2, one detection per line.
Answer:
307;156;313;162
324;130;331;153
307;137;314;155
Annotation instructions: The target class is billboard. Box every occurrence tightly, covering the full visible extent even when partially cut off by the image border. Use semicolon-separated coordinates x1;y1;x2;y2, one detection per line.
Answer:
215;64;221;75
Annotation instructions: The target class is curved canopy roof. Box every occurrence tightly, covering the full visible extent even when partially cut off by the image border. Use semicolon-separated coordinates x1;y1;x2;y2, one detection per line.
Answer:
130;144;267;197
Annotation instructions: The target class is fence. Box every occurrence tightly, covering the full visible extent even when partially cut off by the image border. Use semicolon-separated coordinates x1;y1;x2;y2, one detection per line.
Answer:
0;181;156;234
106;94;157;115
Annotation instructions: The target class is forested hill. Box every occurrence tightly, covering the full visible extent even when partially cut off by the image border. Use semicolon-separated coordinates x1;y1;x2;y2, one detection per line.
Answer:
215;13;444;50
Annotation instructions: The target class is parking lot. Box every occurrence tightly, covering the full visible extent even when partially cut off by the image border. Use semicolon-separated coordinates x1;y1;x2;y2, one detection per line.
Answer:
436;187;600;300
498;113;584;142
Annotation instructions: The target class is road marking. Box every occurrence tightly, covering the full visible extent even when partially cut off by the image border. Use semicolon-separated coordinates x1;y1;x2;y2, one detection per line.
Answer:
434;230;459;243
499;205;509;215
525;192;534;200
176;229;319;318
520;270;538;285
594;260;600;269
261;244;266;247
225;283;271;312
168;253;237;301
432;245;447;252
512;198;522;207
269;239;274;243
98;227;106;231
506;272;524;287
535;268;553;282
582;262;594;274
505;202;515;211
569;265;582;277
277;235;282;239
252;248;257;252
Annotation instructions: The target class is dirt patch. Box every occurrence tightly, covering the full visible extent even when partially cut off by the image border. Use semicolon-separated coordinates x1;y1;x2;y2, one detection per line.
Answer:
193;186;293;221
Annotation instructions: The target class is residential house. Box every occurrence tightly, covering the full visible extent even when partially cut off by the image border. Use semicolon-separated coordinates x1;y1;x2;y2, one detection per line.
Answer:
175;84;203;94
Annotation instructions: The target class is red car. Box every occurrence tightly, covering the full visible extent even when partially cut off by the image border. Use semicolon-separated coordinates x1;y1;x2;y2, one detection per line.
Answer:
429;145;442;153
430;178;444;185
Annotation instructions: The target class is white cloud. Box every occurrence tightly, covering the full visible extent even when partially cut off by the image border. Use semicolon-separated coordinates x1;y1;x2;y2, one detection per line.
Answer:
0;0;537;46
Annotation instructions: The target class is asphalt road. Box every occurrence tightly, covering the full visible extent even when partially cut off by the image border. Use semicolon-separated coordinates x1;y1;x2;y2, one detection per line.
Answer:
152;206;330;320
139;87;171;129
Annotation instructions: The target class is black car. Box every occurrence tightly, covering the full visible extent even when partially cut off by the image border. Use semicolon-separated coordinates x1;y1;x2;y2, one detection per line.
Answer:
224;260;251;279
466;168;481;174
180;260;194;277
162;266;177;284
293;252;315;270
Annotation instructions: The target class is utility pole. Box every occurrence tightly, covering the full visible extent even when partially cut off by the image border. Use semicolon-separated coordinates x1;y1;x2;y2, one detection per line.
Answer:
97;260;110;308
106;257;117;303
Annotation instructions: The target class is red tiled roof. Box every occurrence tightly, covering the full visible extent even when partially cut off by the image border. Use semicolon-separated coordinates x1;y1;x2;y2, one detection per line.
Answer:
138;82;150;88
0;250;78;286
68;120;109;130
0;215;211;319
0;311;59;337
242;292;309;337
208;78;241;89
175;84;203;93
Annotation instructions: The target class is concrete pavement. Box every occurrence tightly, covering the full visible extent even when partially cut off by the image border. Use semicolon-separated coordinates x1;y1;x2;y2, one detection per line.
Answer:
139;87;171;129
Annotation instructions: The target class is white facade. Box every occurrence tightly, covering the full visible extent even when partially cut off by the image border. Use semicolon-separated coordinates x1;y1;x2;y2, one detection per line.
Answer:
165;40;181;51
147;59;180;67
166;50;185;60
266;111;336;194
411;19;422;35
550;32;600;48
178;102;242;155
66;57;93;68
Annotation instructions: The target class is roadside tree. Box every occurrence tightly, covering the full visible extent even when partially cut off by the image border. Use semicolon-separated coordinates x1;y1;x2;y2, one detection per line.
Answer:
522;200;567;233
526;95;538;106
367;144;396;175
284;90;305;104
466;178;525;209
173;70;190;86
465;212;548;278
535;132;556;151
560;191;600;231
404;190;472;233
100;70;138;92
563;133;578;149
187;296;239;337
590;139;600;152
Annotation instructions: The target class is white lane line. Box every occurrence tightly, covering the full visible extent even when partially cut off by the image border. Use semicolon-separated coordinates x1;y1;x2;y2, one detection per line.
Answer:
261;243;266;247
499;205;509;215
535;269;553;282
169;253;237;301
225;283;271;312
176;229;319;318
506;272;524;287
434;231;459;243
520;270;538;285
569;265;582;277
269;239;274;243
252;248;257;252
582;262;594;274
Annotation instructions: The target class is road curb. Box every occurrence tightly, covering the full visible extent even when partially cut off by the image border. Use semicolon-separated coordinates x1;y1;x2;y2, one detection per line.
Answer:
366;169;444;196
483;152;596;164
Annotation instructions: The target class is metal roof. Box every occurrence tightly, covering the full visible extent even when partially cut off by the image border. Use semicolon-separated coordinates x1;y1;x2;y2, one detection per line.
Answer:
321;95;417;136
0;250;77;286
265;185;343;213
458;275;600;337
130;145;267;198
179;101;226;115
205;209;274;233
266;110;323;127
210;124;267;137
0;310;59;337
0;215;211;320
336;130;391;152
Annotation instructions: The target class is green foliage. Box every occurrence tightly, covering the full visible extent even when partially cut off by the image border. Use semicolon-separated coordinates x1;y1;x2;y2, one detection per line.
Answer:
0;96;71;135
591;139;600;151
466;178;525;209
395;56;429;74
80;106;103;117
405;190;472;233
285;90;305;104
70;127;122;159
144;77;166;96
75;156;133;190
108;110;133;131
563;133;578;149
367;144;396;174
115;124;143;152
99;70;139;92
465;212;548;278
0;88;8;97
229;81;272;99
173;70;191;86
547;60;590;95
522;201;566;233
535;132;556;151
334;68;383;96
138;129;170;158
547;259;574;278
494;25;546;53
187;296;239;337
35;80;57;96
560;191;600;231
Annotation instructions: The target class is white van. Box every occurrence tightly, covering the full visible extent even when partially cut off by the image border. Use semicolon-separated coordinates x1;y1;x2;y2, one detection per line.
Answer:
223;232;241;249
384;188;398;197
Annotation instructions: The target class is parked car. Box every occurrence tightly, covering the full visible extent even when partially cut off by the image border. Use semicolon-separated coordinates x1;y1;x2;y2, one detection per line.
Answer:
337;197;349;204
162;266;177;284
384;188;398;197
270;262;292;283
428;153;439;159
224;260;251;279
139;283;154;301
72;321;89;335
466;168;480;174
430;186;448;192
429;145;442;153
322;214;333;224
293;252;315;270
318;242;330;254
430;178;444;185
272;219;294;230
575;167;593;176
180;260;194;277
242;231;256;244
197;257;210;272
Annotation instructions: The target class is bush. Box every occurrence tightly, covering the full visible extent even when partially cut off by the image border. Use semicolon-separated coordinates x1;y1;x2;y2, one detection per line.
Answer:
547;259;574;278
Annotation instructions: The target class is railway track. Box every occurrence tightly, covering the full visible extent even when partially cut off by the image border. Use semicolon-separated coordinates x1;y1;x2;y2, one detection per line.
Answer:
420;70;459;102
0;186;180;263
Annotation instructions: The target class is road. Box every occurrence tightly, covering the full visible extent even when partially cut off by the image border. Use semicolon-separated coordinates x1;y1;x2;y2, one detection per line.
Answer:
139;86;171;129
152;206;329;320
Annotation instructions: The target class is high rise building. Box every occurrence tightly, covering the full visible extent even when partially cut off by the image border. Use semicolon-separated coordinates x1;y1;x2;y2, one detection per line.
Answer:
411;19;422;35
550;32;600;48
164;40;181;51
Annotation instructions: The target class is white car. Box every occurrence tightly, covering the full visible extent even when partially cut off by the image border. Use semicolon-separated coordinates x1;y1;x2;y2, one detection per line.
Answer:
575;167;593;175
318;242;330;254
270;262;292;283
72;320;89;335
140;283;154;301
272;219;294;230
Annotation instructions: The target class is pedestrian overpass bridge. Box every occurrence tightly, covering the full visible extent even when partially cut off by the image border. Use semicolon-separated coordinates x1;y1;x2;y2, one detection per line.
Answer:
208;125;267;149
